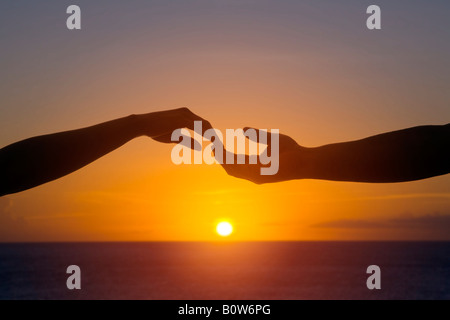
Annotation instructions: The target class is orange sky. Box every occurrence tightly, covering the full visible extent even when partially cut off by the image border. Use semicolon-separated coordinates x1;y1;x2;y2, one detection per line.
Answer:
1;1;449;241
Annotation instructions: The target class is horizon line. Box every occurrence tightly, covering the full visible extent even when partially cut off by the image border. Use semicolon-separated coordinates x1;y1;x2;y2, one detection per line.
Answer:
1;240;450;244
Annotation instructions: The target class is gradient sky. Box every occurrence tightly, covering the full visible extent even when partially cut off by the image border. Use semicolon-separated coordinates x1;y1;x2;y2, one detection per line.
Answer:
1;0;449;241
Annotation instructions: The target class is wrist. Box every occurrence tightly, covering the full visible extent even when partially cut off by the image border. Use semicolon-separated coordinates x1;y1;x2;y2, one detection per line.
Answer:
128;113;151;138
294;145;317;180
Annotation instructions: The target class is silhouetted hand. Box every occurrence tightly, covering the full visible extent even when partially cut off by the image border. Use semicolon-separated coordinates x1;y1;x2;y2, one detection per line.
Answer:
217;128;306;184
217;123;450;184
138;107;212;149
0;107;213;196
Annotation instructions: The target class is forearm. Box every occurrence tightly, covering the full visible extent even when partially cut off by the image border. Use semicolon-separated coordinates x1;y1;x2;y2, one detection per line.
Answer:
0;114;143;196
301;124;450;183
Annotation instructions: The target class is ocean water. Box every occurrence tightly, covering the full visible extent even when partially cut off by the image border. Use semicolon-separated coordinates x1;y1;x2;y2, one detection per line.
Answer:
0;242;449;300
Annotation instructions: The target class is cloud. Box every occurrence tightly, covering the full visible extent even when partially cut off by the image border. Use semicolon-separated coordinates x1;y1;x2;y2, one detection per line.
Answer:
307;193;450;203
0;197;27;231
313;219;386;229
312;213;450;230
389;213;450;229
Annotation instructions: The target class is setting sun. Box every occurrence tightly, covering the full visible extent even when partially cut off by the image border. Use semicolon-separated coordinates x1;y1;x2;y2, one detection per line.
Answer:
216;222;233;237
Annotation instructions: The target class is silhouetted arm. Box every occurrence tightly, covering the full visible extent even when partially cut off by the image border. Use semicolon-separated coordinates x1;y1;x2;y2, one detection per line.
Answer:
0;108;211;196
220;124;450;184
304;124;450;183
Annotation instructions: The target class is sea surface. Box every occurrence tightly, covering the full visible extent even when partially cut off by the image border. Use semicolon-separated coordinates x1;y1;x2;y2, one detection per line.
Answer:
0;242;449;300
